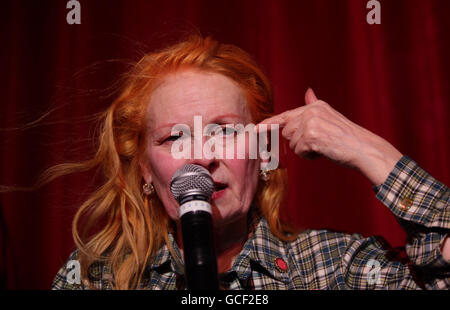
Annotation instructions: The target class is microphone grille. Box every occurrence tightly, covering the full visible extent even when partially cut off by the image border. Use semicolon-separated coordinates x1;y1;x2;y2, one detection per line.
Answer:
170;164;214;203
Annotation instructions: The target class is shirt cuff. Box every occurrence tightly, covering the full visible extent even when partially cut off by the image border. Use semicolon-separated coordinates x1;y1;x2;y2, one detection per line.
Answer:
372;155;450;229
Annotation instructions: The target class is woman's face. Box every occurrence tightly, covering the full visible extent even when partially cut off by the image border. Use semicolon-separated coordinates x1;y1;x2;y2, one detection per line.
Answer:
140;70;260;227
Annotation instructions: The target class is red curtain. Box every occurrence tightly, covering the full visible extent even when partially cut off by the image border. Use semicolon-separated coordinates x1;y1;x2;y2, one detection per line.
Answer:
1;0;449;289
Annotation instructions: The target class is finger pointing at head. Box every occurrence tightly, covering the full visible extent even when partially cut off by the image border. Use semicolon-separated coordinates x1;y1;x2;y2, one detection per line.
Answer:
255;106;307;133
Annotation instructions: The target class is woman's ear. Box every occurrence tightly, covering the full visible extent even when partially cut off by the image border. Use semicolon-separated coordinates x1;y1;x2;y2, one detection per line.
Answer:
258;130;280;172
139;159;153;184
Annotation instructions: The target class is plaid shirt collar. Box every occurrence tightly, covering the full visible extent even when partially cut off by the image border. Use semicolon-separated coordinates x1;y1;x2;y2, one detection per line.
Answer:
148;215;291;286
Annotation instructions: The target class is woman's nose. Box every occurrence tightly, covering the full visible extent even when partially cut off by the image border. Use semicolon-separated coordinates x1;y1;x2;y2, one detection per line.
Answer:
186;135;220;173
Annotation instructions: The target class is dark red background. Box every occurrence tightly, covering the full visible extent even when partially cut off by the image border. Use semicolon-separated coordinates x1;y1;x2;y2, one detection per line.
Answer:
1;0;449;289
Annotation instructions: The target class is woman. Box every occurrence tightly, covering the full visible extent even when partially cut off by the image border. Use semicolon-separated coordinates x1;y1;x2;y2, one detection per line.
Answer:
51;34;450;290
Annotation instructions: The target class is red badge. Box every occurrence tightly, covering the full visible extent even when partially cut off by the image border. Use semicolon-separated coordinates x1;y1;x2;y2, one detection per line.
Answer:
275;258;287;272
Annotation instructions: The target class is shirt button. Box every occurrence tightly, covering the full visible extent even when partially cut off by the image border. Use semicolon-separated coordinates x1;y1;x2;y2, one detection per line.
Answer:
399;197;413;211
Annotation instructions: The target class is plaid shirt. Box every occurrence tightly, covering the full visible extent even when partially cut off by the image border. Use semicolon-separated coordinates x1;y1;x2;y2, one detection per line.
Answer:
52;156;450;289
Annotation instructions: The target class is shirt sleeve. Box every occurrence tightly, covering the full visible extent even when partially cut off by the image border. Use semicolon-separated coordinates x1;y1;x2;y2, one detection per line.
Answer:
294;230;427;289
293;156;450;289
371;155;450;288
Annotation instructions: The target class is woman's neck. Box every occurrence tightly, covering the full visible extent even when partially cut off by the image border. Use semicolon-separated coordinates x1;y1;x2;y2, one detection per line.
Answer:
213;215;249;273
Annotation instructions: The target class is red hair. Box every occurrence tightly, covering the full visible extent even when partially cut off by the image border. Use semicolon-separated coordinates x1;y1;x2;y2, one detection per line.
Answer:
29;34;295;289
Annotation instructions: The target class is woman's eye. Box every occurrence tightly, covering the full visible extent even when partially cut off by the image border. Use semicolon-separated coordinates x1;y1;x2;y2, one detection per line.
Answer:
221;127;236;135
164;135;181;143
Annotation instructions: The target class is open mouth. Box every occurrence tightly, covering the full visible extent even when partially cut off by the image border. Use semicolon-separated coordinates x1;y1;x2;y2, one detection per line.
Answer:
212;181;228;200
214;182;227;192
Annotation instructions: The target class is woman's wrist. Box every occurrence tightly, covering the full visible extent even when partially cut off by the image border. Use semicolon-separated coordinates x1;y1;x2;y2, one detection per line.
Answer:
357;133;403;186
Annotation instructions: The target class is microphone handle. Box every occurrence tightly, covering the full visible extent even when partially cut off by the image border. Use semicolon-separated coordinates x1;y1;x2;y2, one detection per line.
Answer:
181;210;219;290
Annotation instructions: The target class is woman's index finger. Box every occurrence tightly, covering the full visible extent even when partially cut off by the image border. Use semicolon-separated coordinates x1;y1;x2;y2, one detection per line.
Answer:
255;106;305;132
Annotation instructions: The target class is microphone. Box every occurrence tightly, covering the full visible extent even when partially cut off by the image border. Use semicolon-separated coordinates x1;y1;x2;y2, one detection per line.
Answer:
170;164;219;290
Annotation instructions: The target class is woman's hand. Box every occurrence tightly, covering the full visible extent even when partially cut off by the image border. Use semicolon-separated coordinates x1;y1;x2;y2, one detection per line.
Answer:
256;88;403;186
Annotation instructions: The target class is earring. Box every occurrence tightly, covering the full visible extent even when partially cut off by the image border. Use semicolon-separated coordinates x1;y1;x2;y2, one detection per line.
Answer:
143;183;155;195
260;169;271;181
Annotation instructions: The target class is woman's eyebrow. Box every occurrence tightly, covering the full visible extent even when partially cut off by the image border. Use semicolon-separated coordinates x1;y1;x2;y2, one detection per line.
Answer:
149;123;178;138
152;123;177;131
211;114;242;123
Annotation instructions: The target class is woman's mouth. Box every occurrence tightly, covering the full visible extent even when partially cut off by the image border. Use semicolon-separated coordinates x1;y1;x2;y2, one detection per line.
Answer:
212;182;228;200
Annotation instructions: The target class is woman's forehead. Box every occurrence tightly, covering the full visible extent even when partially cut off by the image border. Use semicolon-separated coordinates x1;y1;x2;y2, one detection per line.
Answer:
146;70;251;127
